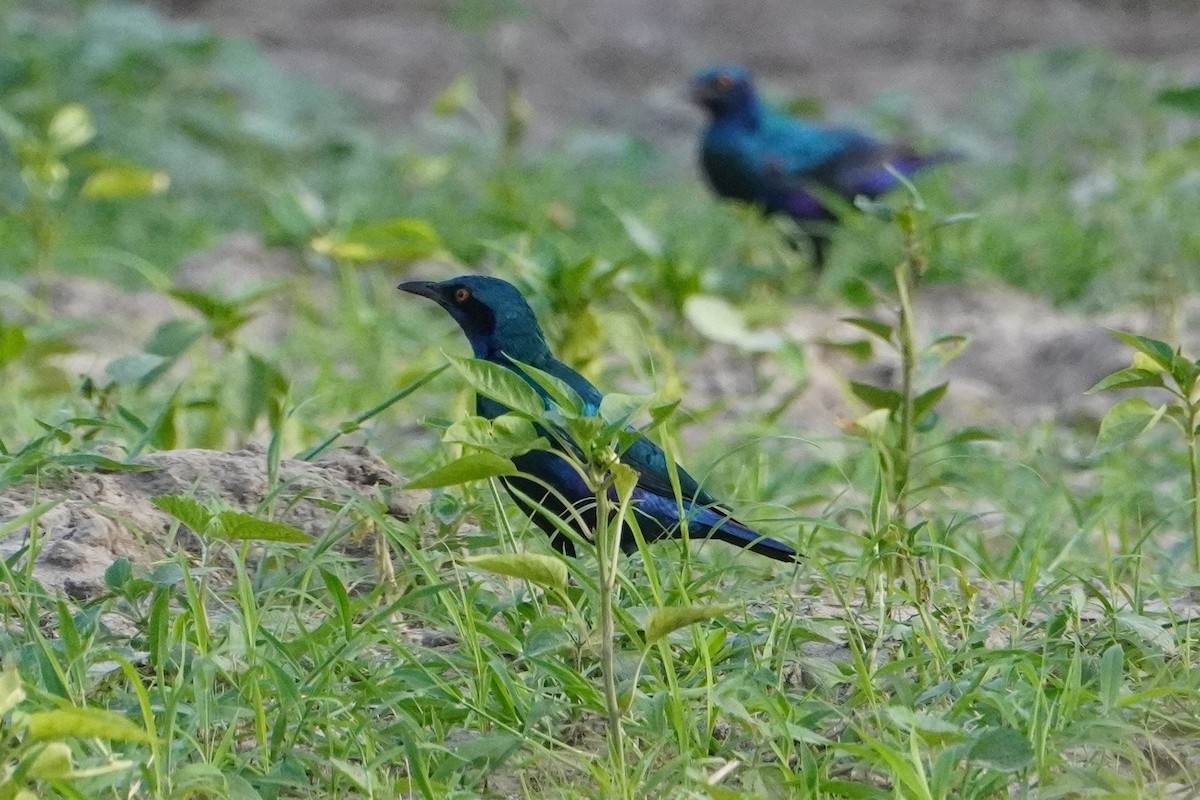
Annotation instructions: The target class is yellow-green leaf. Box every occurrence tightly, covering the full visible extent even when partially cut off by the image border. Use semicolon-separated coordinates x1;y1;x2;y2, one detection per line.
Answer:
27;708;155;743
81;166;170;199
0;665;25;716
48;104;94;152
27;742;75;780
464;553;567;591
644;604;736;646
311;218;441;263
1093;397;1165;454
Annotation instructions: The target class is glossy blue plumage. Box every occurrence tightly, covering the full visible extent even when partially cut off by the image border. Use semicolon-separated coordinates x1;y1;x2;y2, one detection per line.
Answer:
400;275;798;562
691;63;954;266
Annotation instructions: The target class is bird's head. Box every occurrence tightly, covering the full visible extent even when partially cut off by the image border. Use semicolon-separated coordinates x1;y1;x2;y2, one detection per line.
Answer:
690;64;758;120
399;275;551;362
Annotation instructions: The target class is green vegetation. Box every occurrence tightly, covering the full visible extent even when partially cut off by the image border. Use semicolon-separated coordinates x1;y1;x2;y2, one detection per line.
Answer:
3;2;1200;798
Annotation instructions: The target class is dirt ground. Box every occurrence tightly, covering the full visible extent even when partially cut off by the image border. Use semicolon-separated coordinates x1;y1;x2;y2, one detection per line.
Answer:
155;0;1200;147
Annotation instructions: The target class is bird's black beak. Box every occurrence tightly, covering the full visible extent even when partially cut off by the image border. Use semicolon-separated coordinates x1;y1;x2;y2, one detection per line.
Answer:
398;280;445;303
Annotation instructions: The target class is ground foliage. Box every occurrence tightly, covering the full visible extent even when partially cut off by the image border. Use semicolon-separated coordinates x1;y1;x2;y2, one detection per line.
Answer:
2;2;1200;798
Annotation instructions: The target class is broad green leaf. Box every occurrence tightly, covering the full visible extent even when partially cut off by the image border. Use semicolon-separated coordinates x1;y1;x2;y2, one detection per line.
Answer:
0;665;24;716
214;511;311;543
405;452;518;489
81;166;170;199
443;414;546;458
1093;397;1165;454
105;353;169;384
151;495;214;534
644;604;736;646
913;382;949;419
104;557;133;591
1099;643;1124;710
0;321;28;367
684;295;782;352
27;708;155;743
841;316;895;344
27;742;75;780
464;553;567;591
1109;330;1174;371
145;320;205;358
447;354;547;419
1158;84;1200;115
849;381;901;412
885;706;965;744
1086;367;1164;394
311;218;441;263
47;103;94;152
508;358;585;415
966;727;1034;772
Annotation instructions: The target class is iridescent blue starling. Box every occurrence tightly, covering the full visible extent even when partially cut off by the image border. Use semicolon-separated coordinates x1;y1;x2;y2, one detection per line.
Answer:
691;63;955;268
400;275;798;562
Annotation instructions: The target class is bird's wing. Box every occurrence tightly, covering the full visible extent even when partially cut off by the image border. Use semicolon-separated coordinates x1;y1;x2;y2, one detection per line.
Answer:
534;357;722;508
758;112;878;178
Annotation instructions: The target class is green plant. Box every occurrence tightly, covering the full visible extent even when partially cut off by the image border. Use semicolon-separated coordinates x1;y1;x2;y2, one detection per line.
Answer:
1090;330;1200;569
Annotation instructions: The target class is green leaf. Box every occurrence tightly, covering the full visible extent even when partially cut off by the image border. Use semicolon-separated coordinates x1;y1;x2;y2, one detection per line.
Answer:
443;415;546;458
311;218;441;263
944;427;998;445
0;321;28;367
684;295;782;352
213;511;311;543
47;103;95;152
849;381;901;412
405;452;518;489
1109;330;1175;371
105;353;169;385
27;742;75;780
447;354;548;419
1093;397;1165;454
1099;643;1124;711
841;316;895;344
145;320;205;358
81;165;170;199
1086;368;1165;394
643;604;736;646
913;382;949;420
508;358;585;416
151;495;215;533
27;708;155;743
966;727;1034;773
615;210;663;258
885;706;965;744
431;74;477;116
104;557;133;591
464;553;567;591
0;665;25;717
1158;84;1200;115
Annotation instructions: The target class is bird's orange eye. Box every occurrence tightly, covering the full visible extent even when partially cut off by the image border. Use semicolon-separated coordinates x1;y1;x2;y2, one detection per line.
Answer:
715;74;734;89
454;287;471;303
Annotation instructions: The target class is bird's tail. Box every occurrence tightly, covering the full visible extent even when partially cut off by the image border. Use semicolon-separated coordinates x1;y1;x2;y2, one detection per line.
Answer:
691;506;800;563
